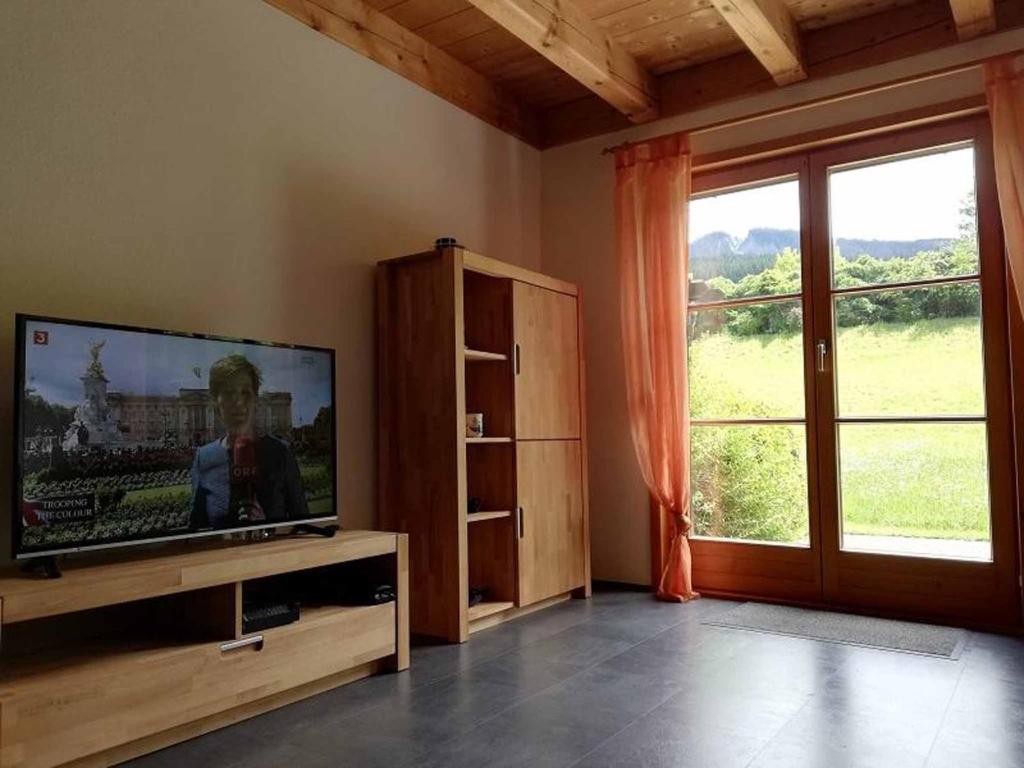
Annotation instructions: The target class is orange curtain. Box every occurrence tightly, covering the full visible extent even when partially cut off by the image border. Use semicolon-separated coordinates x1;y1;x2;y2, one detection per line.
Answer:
614;135;698;602
985;55;1024;319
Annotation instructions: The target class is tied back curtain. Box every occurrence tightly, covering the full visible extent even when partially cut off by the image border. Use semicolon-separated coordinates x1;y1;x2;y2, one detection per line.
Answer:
614;135;698;602
985;55;1024;320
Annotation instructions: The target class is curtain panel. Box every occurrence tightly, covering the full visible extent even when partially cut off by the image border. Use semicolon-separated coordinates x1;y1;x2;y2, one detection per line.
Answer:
614;134;698;601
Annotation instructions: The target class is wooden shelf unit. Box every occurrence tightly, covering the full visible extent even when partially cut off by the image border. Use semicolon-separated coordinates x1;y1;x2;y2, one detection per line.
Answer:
378;247;591;643
0;532;409;768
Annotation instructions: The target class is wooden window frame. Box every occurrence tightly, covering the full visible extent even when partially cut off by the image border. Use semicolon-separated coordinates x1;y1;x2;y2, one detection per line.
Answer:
663;113;1024;630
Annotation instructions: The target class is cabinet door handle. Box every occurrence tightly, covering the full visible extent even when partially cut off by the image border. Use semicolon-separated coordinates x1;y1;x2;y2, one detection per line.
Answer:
220;635;264;653
517;507;525;539
514;343;521;376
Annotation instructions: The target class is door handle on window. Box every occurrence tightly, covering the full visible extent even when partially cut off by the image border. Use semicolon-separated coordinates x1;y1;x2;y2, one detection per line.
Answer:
816;339;829;373
514;343;521;376
517;507;525;539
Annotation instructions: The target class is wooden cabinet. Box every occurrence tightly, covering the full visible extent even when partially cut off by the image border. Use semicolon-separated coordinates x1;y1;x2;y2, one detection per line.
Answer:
378;247;591;643
513;282;581;440
516;440;586;606
0;533;409;768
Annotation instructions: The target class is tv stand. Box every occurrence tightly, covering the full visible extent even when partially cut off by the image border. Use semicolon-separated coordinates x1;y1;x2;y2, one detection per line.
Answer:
291;522;340;537
18;555;62;579
0;531;409;768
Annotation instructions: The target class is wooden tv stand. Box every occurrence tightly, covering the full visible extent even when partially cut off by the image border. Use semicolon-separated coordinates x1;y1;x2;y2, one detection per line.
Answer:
0;531;409;768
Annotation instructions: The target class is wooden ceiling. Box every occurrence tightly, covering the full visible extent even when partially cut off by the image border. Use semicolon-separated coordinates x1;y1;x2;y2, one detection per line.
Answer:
266;0;1021;148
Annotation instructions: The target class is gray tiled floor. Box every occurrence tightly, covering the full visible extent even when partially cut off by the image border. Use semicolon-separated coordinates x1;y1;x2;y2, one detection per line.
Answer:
124;589;1024;768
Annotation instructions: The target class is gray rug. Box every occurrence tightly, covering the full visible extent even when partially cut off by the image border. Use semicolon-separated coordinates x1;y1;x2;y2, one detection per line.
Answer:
702;602;967;659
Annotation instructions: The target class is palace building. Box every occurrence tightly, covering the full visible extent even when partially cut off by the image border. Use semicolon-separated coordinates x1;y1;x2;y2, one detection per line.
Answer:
106;389;293;446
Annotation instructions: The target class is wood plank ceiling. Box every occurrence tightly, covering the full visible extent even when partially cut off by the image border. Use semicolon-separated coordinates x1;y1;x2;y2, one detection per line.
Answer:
266;0;1020;148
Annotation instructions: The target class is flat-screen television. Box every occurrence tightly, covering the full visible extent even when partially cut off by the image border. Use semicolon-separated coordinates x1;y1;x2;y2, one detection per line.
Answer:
13;314;337;559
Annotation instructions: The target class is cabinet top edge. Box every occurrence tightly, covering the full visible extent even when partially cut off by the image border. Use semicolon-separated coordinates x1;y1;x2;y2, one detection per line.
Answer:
378;249;579;298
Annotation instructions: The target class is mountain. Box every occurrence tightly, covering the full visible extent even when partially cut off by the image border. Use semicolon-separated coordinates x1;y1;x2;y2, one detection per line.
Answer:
690;231;739;260
736;228;799;256
833;237;954;260
690;228;954;263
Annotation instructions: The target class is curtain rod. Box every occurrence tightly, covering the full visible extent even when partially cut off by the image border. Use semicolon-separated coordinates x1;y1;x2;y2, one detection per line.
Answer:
600;57;999;157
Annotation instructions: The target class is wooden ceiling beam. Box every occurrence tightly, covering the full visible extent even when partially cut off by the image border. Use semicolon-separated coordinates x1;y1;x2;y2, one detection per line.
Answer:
263;0;540;145
708;0;807;85
463;0;659;122
540;0;1024;148
949;0;997;40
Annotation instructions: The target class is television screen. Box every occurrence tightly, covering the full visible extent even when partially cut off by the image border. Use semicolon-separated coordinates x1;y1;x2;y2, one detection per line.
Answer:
13;315;337;558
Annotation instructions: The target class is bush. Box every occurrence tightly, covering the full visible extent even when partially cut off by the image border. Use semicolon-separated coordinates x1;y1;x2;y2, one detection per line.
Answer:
693;239;980;338
691;425;807;543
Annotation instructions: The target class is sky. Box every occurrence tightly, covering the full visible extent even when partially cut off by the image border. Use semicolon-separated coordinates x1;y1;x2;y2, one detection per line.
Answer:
23;320;334;426
688;146;976;243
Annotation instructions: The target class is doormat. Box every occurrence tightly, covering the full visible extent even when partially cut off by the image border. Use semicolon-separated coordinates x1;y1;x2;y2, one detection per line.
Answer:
702;602;967;659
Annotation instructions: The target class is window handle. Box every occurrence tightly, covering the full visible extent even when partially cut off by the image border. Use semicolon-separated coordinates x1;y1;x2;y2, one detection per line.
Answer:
816;339;829;373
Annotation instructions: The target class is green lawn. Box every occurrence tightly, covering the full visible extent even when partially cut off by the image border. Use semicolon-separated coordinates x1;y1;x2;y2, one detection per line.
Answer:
689;317;991;542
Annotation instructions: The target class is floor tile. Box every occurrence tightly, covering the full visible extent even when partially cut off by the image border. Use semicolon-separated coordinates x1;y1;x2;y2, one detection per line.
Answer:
120;589;1021;768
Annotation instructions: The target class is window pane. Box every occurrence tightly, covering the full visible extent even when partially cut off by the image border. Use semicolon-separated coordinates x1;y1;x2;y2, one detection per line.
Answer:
834;283;985;417
829;146;979;289
689;300;805;419
839;423;991;561
689;179;801;302
692;425;809;545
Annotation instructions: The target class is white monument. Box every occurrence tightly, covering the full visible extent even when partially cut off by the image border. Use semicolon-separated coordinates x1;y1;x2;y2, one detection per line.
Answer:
62;341;122;450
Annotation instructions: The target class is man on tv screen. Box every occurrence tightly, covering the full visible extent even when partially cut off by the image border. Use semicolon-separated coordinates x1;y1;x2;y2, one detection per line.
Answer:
190;354;309;529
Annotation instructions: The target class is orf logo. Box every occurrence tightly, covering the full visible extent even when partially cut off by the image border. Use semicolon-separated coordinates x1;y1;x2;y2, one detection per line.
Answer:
33;330;49;345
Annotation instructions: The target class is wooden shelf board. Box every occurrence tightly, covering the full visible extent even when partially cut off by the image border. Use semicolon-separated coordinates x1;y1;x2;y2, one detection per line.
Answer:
0;531;397;625
464;348;508;362
467;601;514;622
467;511;512;523
254;602;388;636
466;437;512;444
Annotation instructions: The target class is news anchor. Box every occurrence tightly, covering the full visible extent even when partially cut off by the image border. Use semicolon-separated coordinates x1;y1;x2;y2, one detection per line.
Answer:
189;354;308;529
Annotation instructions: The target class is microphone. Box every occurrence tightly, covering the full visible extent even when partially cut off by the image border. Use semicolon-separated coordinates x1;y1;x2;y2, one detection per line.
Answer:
231;437;265;522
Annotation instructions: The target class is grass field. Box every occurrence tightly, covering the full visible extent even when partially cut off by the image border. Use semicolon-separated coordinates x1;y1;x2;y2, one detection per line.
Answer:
689;316;991;542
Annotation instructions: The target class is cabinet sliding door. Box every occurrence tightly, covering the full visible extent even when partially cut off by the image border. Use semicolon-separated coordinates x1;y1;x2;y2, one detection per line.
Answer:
513;282;581;440
516;440;586;606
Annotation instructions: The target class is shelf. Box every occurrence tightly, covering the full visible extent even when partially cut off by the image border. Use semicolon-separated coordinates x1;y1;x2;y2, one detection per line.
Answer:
467;601;514;622
466;437;512;444
256;602;390;637
464;348;508;362
467;510;512;524
0;532;399;625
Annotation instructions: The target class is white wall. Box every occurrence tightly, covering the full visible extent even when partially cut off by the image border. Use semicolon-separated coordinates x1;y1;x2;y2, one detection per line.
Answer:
541;29;1024;585
0;0;541;562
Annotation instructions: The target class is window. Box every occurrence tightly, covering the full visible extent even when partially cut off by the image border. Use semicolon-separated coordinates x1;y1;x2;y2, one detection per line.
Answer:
688;177;810;545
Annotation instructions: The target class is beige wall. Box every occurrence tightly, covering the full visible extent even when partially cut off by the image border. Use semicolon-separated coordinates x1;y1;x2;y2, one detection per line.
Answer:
2;1;1020;581
0;0;541;562
541;29;1024;585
